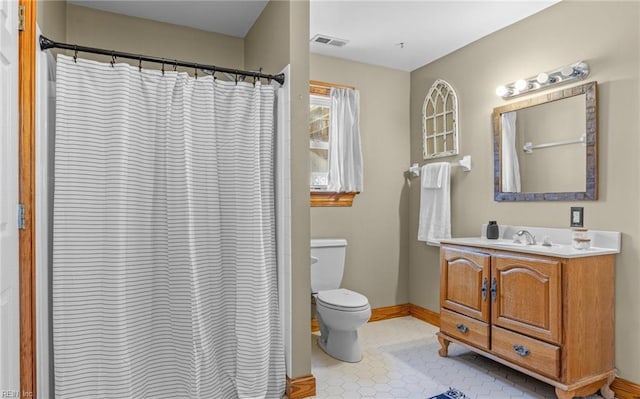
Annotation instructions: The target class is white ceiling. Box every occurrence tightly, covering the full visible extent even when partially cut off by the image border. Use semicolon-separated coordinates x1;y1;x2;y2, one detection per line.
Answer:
68;0;559;72
67;1;270;38
310;1;559;71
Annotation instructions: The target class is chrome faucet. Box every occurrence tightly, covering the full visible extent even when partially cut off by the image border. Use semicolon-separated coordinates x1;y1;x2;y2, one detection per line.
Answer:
515;230;537;245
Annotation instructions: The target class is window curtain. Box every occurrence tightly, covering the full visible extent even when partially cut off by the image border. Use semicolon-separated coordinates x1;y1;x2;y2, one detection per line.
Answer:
501;111;521;193
52;54;284;399
327;87;363;192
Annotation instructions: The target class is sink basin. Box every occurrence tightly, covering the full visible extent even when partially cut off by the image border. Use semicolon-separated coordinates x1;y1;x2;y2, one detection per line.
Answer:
482;239;556;251
490;239;562;248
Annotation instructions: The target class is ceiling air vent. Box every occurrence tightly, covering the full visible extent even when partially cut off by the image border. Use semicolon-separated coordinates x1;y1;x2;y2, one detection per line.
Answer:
311;34;349;48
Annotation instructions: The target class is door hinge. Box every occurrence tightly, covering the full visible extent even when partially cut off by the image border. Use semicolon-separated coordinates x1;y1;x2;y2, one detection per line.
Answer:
17;204;25;229
18;5;25;31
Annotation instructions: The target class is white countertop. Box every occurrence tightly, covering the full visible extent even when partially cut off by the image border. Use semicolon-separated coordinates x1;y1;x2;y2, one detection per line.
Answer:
439;237;619;258
436;225;621;259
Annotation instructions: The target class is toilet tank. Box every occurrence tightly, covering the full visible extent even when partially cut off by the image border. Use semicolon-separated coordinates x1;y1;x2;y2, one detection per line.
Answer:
310;238;347;293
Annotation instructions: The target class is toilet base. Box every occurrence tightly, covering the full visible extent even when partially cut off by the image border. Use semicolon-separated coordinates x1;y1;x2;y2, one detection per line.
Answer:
317;330;363;363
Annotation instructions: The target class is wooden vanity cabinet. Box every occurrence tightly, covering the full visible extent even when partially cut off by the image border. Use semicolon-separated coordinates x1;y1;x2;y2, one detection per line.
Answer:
437;244;616;399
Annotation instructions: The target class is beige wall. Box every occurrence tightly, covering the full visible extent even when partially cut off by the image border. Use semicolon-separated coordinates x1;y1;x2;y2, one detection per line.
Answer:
409;1;640;381
244;0;289;74
310;54;411;308
65;4;244;71
246;0;312;379
37;0;66;42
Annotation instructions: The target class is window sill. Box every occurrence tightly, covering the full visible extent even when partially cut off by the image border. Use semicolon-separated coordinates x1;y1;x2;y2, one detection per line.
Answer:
310;192;359;207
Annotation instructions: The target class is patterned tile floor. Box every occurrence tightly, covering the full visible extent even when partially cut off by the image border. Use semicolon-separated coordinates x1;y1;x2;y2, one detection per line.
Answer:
311;317;602;399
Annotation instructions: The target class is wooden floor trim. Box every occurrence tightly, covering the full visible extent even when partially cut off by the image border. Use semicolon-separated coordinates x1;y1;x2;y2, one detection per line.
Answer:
286;374;316;399
408;303;440;327
611;376;640;399
369;303;411;322
312;302;441;332
312;303;411;332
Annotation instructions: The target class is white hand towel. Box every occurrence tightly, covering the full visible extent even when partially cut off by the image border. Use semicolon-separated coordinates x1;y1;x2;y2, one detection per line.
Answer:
417;163;451;244
421;162;444;188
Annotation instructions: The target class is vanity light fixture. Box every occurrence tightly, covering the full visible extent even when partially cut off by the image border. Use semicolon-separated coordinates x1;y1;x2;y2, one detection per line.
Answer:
495;61;589;99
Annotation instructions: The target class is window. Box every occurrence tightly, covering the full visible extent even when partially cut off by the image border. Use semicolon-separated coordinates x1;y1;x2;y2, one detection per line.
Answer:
308;80;360;207
422;79;459;159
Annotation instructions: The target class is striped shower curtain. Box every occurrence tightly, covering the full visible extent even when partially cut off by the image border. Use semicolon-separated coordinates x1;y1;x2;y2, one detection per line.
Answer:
52;54;284;399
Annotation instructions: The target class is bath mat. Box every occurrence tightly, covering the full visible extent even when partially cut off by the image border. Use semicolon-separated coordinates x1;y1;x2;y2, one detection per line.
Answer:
427;388;468;399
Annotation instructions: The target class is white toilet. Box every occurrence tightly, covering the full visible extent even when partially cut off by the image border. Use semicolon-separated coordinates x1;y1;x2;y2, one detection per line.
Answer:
311;238;371;362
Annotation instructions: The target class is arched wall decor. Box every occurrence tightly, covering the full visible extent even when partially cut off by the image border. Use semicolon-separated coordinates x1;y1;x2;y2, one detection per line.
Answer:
422;79;459;159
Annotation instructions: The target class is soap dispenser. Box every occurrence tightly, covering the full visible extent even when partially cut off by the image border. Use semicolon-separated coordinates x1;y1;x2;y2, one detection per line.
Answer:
487;221;499;239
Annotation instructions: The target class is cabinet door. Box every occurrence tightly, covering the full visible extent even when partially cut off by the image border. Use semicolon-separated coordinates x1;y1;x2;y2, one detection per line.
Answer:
440;246;490;322
492;254;561;344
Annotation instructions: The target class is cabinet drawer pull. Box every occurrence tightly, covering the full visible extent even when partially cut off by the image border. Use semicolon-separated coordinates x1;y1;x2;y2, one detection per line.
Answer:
491;277;497;302
512;344;530;356
481;277;488;301
456;323;469;333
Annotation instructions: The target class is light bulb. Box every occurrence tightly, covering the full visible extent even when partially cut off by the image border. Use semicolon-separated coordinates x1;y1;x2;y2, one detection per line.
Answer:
561;66;575;77
574;62;588;77
536;73;549;84
495;86;509;97
514;79;528;91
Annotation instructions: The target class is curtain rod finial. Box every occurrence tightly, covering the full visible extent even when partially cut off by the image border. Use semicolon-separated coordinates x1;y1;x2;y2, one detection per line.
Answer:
39;35;55;51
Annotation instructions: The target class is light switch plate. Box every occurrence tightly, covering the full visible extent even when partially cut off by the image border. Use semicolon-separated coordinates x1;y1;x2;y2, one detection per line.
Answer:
570;207;584;227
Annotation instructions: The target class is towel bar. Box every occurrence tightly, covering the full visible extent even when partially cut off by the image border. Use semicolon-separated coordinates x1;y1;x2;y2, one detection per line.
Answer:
409;155;471;177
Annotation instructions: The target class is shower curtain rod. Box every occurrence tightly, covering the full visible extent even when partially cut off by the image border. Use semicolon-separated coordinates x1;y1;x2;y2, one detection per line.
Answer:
39;35;286;85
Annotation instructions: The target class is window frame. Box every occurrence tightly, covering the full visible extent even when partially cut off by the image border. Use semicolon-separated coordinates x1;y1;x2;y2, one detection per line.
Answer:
308;80;360;207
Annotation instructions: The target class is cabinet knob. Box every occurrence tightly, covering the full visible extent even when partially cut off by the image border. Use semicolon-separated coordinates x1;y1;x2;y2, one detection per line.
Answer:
456;323;469;334
512;344;530;356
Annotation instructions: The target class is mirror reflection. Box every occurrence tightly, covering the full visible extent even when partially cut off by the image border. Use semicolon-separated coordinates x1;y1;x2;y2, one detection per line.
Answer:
493;82;597;201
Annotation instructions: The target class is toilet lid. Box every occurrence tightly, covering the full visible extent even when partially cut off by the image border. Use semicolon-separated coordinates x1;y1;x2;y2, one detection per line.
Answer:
316;289;369;309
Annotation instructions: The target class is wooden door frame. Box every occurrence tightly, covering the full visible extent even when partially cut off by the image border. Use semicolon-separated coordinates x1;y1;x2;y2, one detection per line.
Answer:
19;0;36;397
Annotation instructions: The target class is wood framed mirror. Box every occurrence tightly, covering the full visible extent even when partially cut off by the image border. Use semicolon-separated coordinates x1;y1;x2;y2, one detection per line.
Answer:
493;81;597;201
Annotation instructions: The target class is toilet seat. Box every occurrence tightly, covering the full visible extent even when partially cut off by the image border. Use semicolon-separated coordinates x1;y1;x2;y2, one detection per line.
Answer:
316;288;370;312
